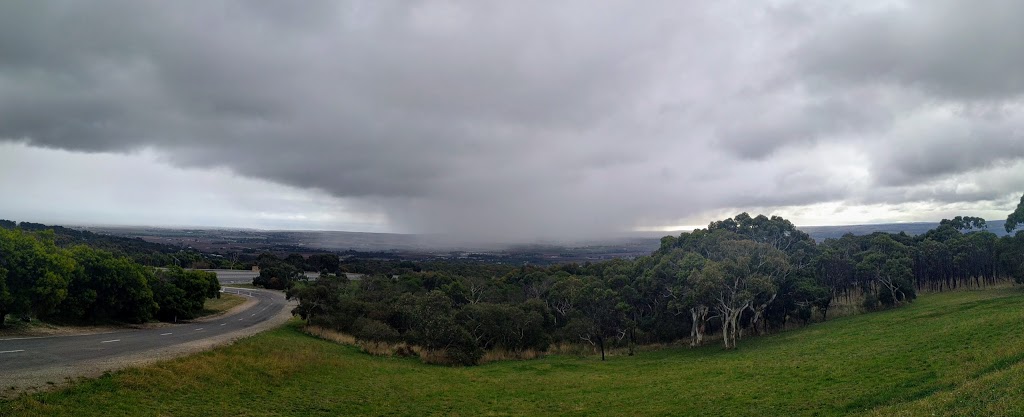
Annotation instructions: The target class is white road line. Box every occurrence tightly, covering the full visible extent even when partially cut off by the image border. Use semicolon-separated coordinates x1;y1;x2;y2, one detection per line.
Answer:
195;328;204;331
0;349;25;354
220;323;226;326
160;333;173;336
100;339;120;343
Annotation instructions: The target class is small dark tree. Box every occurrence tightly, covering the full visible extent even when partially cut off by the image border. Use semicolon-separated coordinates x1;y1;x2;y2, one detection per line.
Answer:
575;281;623;361
1005;193;1024;233
151;267;220;321
254;261;303;290
289;274;351;326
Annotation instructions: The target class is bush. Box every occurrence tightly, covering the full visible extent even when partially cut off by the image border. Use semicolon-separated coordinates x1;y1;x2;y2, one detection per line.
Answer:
862;293;879;310
54;246;157;323
151;267;220;321
352;317;400;342
445;326;483;366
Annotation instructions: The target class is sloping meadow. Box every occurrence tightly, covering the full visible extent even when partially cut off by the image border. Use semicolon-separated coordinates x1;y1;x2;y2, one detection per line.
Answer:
5;287;1024;416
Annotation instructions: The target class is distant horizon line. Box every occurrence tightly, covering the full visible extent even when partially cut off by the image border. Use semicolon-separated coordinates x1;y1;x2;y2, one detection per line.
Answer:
2;218;981;236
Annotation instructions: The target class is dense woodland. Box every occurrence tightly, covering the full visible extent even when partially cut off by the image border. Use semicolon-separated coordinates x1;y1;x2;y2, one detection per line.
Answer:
268;195;1024;365
0;227;221;326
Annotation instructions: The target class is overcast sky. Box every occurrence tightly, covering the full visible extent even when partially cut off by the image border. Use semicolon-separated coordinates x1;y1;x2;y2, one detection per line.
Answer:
2;1;1023;240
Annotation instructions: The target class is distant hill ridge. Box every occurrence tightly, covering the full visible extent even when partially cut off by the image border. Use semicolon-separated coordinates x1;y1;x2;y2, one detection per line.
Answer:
4;219;1015;255
799;220;1011;242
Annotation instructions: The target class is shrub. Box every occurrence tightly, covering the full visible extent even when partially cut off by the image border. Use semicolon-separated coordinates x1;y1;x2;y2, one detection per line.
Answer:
352;317;400;342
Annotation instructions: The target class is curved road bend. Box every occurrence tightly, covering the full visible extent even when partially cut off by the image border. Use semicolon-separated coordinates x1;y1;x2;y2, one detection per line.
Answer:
0;287;289;390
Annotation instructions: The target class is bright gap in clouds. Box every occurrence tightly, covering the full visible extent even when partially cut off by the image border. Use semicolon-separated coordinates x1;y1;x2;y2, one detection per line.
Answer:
0;142;390;231
1;139;1020;235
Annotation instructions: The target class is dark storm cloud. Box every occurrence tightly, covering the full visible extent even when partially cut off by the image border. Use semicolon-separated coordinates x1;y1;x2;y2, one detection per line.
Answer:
797;0;1024;101
713;90;895;160
873;119;1024;187
787;0;1024;188
2;0;1024;237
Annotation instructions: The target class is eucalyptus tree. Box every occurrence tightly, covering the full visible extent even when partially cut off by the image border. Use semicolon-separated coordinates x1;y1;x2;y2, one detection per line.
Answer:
573;279;624;360
855;235;915;307
814;240;856;312
546;274;584;325
288;273;351;325
940;216;988;231
708;240;790;349
656;250;714;347
997;233;1024;283
1004;193;1024;233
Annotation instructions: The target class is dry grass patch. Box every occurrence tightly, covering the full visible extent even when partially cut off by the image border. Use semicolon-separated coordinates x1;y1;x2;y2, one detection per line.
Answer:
198;293;246;317
479;348;544;363
302;324;546;365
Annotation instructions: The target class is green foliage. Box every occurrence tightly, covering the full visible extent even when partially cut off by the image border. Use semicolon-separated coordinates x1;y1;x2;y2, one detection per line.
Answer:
0;228;75;325
54;246;157;323
306;253;341;273
0;228;219;326
0;265;10;324
151;267;220;321
351;317;400;342
940;215;987;231
997;234;1024;283
287;274;356;327
401;291;482;365
254;258;304;290
854;236;916;308
0;219;212;268
1005;193;1024;233
459;302;549;352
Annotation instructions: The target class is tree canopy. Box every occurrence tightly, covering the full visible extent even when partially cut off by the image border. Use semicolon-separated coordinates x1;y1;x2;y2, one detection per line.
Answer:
1006;193;1024;233
285;204;1024;365
0;229;219;326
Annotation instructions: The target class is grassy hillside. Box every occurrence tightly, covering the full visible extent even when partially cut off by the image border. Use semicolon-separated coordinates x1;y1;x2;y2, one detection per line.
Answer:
5;287;1024;416
198;293;247;317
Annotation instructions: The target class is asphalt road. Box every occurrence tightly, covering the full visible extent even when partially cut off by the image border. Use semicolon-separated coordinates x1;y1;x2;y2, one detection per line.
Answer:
204;269;261;285
200;269;324;285
0;287;289;388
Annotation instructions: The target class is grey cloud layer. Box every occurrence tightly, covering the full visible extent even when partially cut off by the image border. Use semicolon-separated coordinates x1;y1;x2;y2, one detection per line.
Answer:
1;0;1023;238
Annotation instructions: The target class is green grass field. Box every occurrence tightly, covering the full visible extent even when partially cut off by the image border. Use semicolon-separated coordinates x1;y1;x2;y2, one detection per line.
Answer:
198;293;246;317
4;287;1024;416
223;283;259;289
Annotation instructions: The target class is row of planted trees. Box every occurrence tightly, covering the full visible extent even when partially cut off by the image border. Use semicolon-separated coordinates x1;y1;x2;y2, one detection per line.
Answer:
0;228;221;326
277;200;1024;365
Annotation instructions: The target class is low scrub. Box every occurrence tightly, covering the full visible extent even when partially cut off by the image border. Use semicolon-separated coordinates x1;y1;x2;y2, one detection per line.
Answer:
302;325;544;365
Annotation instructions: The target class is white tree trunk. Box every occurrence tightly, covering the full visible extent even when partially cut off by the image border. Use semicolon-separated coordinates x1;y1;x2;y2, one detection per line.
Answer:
689;305;708;347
